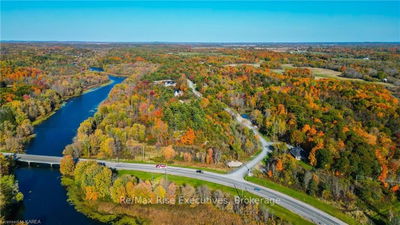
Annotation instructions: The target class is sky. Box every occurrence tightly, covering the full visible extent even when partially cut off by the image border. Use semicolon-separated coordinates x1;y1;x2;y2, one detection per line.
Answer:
1;1;399;42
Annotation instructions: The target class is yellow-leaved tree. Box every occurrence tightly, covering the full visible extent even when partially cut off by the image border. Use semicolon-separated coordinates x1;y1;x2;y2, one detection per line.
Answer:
60;155;75;176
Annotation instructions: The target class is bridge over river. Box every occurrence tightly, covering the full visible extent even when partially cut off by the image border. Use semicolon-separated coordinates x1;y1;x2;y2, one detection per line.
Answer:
4;153;62;167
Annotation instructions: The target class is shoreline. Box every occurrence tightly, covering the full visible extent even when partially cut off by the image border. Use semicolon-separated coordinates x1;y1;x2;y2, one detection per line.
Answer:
31;79;113;127
99;71;130;77
82;79;114;95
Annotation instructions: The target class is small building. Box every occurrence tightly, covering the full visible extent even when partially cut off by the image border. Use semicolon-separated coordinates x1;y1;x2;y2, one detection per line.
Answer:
227;161;243;168
164;80;176;87
290;146;306;161
153;80;176;87
174;90;183;97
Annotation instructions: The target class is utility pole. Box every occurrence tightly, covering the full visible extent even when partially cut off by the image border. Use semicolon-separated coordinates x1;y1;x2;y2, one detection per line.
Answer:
142;146;145;161
164;165;168;182
244;164;250;177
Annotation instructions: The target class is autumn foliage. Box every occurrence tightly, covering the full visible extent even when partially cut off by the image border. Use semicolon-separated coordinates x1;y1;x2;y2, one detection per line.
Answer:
60;155;75;176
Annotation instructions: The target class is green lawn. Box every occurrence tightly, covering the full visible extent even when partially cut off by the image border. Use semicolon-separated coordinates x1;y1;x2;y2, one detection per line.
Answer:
272;64;395;87
245;176;358;225
379;200;400;218
168;164;228;174
298;160;314;171
118;170;314;225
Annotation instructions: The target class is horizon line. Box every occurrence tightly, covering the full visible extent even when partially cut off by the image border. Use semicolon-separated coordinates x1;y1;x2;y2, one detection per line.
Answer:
2;40;400;44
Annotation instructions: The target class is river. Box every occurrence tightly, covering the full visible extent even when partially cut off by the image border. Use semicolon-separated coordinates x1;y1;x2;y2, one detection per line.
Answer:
13;75;125;225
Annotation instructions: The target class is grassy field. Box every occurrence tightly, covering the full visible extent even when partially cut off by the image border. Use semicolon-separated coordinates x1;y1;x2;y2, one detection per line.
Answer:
169;164;228;174
225;63;261;67
272;64;395;87
308;67;342;79
118;170;314;225
176;52;227;56
245;176;358;225
272;64;341;79
298;160;314;171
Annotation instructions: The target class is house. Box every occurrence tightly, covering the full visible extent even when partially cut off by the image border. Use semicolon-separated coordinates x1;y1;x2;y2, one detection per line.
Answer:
164;80;176;87
227;161;243;168
174;90;183;97
153;80;176;87
290;146;306;160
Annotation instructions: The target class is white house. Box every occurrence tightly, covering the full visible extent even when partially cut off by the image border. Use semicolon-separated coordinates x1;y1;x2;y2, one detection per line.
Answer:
174;90;183;97
153;80;176;87
164;80;176;87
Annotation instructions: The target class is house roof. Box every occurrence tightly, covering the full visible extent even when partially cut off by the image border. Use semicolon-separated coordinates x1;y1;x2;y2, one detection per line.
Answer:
290;146;306;158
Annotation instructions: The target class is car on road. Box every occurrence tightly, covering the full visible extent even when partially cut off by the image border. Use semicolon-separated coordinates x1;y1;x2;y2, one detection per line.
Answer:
155;164;167;168
254;187;261;191
196;169;203;174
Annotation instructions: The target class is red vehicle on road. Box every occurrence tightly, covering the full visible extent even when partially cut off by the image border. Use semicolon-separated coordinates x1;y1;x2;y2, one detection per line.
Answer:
155;164;167;168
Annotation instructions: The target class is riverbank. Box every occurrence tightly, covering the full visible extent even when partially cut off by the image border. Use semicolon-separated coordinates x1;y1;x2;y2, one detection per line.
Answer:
82;80;114;95
32;79;112;127
13;167;105;225
99;71;130;78
0;154;24;222
9;76;126;224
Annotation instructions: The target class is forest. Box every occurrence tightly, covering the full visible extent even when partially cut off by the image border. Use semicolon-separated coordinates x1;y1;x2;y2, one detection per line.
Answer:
0;153;23;223
187;48;400;224
292;46;400;84
0;44;110;152
1;43;399;224
60;45;400;224
64;58;260;168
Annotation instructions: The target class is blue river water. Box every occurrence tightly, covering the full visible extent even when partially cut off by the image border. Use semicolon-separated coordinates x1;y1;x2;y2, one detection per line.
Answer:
27;76;124;156
13;76;125;225
89;67;104;72
15;167;104;225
